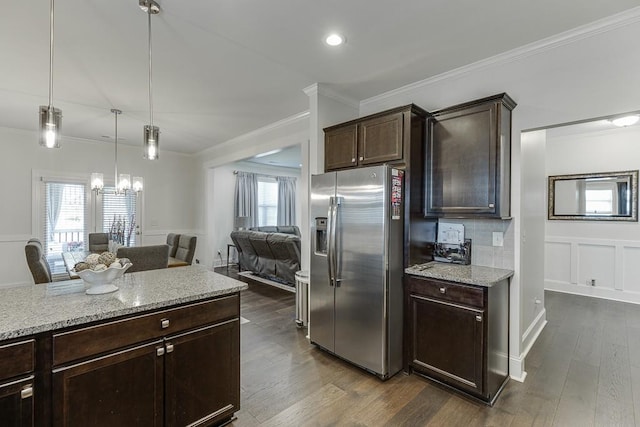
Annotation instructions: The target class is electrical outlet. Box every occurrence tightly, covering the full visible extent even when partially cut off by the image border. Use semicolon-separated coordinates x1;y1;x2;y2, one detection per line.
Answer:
590;279;596;286
217;250;221;256
492;232;504;247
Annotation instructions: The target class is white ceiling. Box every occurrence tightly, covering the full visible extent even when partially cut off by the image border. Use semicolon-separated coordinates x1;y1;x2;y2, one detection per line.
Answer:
1;1;638;155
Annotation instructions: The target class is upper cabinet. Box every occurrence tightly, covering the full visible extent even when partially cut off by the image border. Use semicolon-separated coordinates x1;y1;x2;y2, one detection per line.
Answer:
425;93;516;218
324;105;427;172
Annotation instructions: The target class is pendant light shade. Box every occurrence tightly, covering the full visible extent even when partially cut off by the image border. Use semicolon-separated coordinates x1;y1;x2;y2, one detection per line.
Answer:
39;0;62;149
39;105;62;148
141;0;160;160
143;125;159;160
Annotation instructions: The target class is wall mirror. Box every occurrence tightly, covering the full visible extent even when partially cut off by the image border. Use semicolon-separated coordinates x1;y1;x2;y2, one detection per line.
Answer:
548;170;638;221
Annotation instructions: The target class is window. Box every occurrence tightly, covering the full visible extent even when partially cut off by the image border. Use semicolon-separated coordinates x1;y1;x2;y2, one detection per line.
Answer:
42;181;88;276
585;189;613;214
101;188;138;246
257;178;278;226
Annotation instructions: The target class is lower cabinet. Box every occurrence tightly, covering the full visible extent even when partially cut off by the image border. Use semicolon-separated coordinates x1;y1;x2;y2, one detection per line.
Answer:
405;275;509;404
0;339;35;427
0;376;34;427
50;295;240;427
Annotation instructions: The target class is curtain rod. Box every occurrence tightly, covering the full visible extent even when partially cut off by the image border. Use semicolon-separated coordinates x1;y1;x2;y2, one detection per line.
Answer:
233;170;296;180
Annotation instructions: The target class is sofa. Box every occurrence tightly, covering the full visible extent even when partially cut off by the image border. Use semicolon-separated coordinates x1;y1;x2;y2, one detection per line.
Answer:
230;227;301;286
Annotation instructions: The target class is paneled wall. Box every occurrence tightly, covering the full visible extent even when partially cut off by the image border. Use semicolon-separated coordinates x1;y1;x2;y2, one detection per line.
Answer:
545;125;640;304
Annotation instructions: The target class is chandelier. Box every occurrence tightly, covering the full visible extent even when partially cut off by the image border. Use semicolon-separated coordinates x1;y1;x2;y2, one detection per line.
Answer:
91;109;143;195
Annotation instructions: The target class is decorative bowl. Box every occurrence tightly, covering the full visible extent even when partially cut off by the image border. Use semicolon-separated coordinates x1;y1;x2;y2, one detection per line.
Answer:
74;263;132;295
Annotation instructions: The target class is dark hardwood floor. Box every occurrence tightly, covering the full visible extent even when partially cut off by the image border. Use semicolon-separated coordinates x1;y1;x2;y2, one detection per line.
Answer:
215;266;640;426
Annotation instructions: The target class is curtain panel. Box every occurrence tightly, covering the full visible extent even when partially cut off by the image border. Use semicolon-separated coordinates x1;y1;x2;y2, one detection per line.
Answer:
277;176;296;226
234;172;258;228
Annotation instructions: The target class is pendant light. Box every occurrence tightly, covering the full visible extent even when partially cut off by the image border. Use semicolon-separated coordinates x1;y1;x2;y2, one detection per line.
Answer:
39;0;62;149
140;0;160;160
91;109;143;195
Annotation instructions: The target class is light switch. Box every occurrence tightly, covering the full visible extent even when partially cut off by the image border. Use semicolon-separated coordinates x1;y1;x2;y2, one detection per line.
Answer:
492;232;504;247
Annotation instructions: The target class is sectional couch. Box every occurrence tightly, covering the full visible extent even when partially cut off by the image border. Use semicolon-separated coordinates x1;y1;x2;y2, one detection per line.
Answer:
230;226;301;286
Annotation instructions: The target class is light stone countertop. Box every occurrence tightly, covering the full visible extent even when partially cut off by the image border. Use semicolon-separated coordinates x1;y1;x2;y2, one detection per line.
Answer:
0;265;248;341
405;262;514;287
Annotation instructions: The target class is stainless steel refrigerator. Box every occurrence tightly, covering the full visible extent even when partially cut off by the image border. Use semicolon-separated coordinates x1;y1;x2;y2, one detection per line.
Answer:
310;164;404;379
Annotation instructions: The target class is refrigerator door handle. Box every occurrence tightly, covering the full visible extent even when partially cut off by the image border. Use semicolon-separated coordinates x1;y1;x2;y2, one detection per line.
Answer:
327;199;335;286
332;197;342;286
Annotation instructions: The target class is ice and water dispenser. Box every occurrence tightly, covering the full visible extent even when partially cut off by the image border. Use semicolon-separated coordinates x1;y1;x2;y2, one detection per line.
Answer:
315;217;327;254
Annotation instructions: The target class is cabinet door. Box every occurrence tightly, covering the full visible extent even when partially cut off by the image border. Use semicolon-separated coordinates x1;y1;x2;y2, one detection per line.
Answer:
325;124;358;171
0;377;33;427
52;341;164;427
409;294;484;397
165;320;239;427
426;102;497;216
358;112;403;166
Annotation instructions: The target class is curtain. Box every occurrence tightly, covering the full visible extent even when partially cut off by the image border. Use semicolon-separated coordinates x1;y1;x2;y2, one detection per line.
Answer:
618;182;629;215
277;176;296;226
234;172;258;228
46;183;64;239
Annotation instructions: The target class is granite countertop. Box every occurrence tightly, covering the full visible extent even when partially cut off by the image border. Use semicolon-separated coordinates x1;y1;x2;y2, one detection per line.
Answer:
0;265;248;341
405;262;514;287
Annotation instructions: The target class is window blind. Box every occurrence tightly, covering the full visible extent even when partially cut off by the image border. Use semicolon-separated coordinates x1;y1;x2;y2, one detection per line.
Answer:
102;188;137;246
257;178;278;226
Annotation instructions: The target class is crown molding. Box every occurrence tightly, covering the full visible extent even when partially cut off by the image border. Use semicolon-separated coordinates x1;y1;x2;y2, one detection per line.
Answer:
361;7;640;109
304;83;360;109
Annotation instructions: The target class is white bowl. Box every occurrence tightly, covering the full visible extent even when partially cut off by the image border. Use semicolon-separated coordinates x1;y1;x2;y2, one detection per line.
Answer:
74;263;132;295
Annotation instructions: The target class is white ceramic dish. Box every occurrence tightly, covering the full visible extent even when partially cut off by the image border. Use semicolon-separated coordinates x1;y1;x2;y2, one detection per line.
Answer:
74;263;132;295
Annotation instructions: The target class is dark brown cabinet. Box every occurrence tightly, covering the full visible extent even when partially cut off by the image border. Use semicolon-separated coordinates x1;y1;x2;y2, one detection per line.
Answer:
425;93;516;218
324;104;432;268
324;105;426;172
50;295;240;427
405;275;509;404
0;340;34;427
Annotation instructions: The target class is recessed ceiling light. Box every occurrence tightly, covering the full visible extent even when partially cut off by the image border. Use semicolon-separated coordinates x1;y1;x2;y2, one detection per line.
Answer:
325;33;345;47
610;115;640;127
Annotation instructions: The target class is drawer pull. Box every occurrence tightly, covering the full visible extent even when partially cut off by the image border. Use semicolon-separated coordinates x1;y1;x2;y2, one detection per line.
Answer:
476;315;482;322
161;319;170;329
156;347;165;357
439;287;446;294
359;156;364;161
351;158;356;163
21;386;33;399
166;343;174;353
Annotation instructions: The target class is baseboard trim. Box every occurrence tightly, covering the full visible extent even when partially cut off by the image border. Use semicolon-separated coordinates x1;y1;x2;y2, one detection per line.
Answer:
545;280;640;305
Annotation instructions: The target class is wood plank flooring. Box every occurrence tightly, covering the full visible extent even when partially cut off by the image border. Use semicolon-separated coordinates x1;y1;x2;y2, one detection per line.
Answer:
215;267;640;426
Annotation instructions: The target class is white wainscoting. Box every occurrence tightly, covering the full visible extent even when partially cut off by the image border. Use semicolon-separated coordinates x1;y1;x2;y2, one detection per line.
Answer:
545;236;640;304
0;234;39;288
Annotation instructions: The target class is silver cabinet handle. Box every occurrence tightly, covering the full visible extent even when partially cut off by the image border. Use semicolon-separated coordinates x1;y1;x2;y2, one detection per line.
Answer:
489;203;495;208
439;287;446;294
166;343;174;353
21;386;33;399
156;347;165;357
359;156;364;161
351;158;356;163
476;315;482;322
161;319;170;329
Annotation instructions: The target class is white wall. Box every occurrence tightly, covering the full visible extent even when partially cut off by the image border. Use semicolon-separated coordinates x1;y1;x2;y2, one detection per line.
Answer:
0;126;199;287
208;161;302;268
545;125;640;303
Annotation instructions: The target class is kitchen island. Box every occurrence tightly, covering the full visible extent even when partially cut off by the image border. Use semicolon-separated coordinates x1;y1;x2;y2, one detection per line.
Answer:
0;265;247;426
404;262;513;404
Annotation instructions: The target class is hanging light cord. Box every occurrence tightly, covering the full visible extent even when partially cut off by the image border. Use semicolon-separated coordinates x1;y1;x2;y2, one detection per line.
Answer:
48;0;55;108
148;7;154;127
114;110;119;185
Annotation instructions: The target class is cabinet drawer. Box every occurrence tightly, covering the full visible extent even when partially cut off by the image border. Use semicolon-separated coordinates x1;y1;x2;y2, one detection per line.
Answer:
406;276;484;308
0;340;34;381
53;294;239;366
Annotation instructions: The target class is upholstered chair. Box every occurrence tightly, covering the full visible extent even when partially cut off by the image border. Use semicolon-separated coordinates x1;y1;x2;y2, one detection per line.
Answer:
116;245;170;273
88;233;109;253
25;238;52;284
174;235;197;264
166;233;180;258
